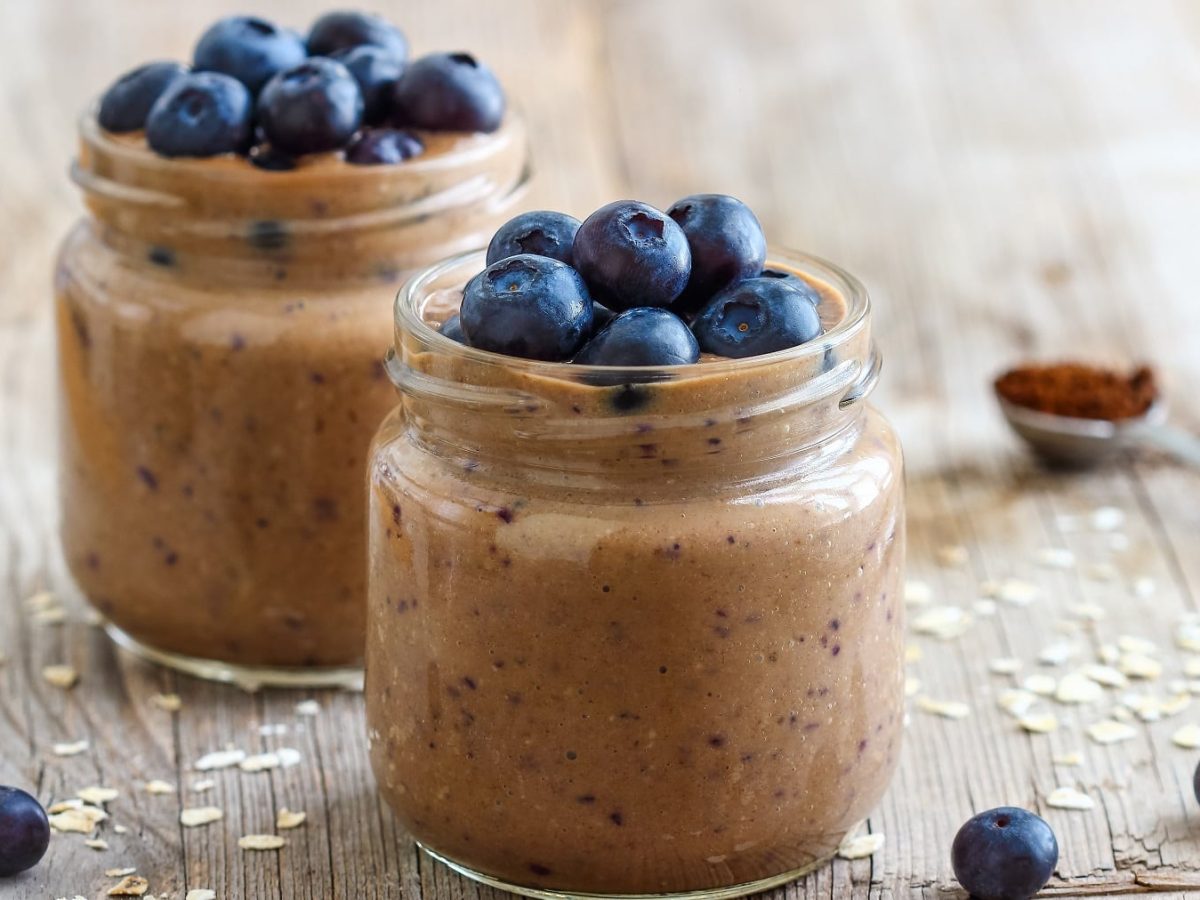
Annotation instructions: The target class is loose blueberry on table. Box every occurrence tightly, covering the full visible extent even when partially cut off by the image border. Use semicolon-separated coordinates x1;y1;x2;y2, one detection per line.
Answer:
0;786;50;878
438;194;825;365
96;9;507;165
951;807;1058;900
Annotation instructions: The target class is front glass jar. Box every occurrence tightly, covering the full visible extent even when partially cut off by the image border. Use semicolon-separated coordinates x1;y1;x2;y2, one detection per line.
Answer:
55;113;529;687
366;249;906;897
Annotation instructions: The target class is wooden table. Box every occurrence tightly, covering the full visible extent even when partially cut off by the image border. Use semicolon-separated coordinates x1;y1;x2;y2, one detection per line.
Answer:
3;1;1200;897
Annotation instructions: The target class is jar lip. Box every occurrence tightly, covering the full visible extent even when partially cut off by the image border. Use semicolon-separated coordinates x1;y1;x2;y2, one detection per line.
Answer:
74;105;527;191
394;247;871;380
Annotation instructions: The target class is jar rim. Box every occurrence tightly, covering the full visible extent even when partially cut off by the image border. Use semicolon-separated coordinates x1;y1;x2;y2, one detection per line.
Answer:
394;246;871;382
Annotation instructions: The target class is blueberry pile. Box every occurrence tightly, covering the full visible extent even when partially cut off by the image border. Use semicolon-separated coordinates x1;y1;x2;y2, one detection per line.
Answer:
97;10;506;166
447;195;823;364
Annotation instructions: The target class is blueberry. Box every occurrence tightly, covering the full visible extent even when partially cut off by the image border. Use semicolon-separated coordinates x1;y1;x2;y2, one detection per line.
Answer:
760;268;821;303
257;59;364;155
951;807;1058;900
332;45;403;124
591;302;616;333
573;201;692;311
193;16;306;94
0;786;50;877
692;277;821;358
487;211;581;266
460;255;593;361
307;11;409;61
1194;759;1200;805
667;194;767;315
247;143;298;171
575;308;699;367
345;128;423;165
98;61;189;133
392;52;505;133
146;72;252;158
439;314;465;344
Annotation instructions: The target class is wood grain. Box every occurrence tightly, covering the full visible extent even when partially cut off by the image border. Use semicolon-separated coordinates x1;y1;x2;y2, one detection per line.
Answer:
3;0;1200;897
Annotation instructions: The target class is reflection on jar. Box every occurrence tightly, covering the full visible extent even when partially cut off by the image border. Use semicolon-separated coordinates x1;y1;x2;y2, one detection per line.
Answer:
55;112;530;682
366;249;906;897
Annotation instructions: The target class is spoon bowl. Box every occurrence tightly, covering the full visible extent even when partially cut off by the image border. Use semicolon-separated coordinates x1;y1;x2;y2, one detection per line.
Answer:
996;396;1167;467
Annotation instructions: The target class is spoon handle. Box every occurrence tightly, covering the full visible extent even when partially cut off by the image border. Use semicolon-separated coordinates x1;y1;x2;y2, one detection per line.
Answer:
1137;423;1200;468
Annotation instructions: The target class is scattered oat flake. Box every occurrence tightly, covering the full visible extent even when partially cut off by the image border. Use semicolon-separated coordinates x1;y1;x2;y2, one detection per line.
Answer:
904;580;933;606
1133;576;1156;599
1082;563;1119;583
905;644;923;664
49;805;108;833
144;780;174;795
912;606;973;640
108;875;150;896
239;752;281;773
1118;635;1158;656
990;657;1022;676
150;693;181;712
1162;694;1192;717
180;806;223;827
295;699;321;716
77;786;119;805
1053;751;1084;766
186;891;216;900
998;689;1039;718
106;867;137;878
986;578;1041;606
1176;619;1200;652
48;799;83;814
34;606;67;625
1087;719;1138;744
1068;603;1107;622
1019;713;1059;733
239;833;286;850
276;747;301;767
1047;786;1095;810
905;677;921;698
837;832;885;859
1022;674;1058;696
1083;665;1128;689
85;838;109;850
1172;724;1200;749
194;748;246;771
936;545;969;567
258;723;288;736
113;824;128;834
191;779;215;793
1039;642;1077;667
1119;653;1163;680
1098;643;1120;665
42;664;79;689
916;696;970;719
1090;506;1126;531
53;739;90;756
1035;547;1075;569
25;590;57;612
277;808;307;830
1056;673;1104;705
973;599;998;617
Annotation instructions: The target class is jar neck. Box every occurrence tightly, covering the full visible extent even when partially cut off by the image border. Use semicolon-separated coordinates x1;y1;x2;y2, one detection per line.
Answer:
387;249;877;491
71;113;530;287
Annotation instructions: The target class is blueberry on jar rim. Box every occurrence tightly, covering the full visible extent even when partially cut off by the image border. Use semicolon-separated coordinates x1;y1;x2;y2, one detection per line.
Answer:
193;15;307;94
574;308;700;367
487;210;582;266
572;201;692;311
345;128;424;165
459;254;593;361
392;52;506;133
257;58;364;156
333;44;405;124
667;193;767;316
145;72;253;158
307;10;409;61
691;276;822;358
760;267;820;301
98;61;190;133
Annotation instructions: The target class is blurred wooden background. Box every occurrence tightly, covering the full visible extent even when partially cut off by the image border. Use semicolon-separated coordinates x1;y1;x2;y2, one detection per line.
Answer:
4;1;1200;898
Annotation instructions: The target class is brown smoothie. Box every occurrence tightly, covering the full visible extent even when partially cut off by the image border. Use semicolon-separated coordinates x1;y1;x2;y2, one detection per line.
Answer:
56;114;528;670
365;253;905;894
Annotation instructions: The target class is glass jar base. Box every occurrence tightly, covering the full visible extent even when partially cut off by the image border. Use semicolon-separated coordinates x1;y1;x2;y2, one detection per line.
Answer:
103;622;364;691
417;840;841;900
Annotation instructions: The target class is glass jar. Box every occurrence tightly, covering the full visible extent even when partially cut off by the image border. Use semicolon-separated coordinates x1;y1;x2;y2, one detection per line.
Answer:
55;114;530;688
366;249;905;898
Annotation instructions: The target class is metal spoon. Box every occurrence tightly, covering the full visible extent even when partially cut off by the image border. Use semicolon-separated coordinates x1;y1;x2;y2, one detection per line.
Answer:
996;395;1200;468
